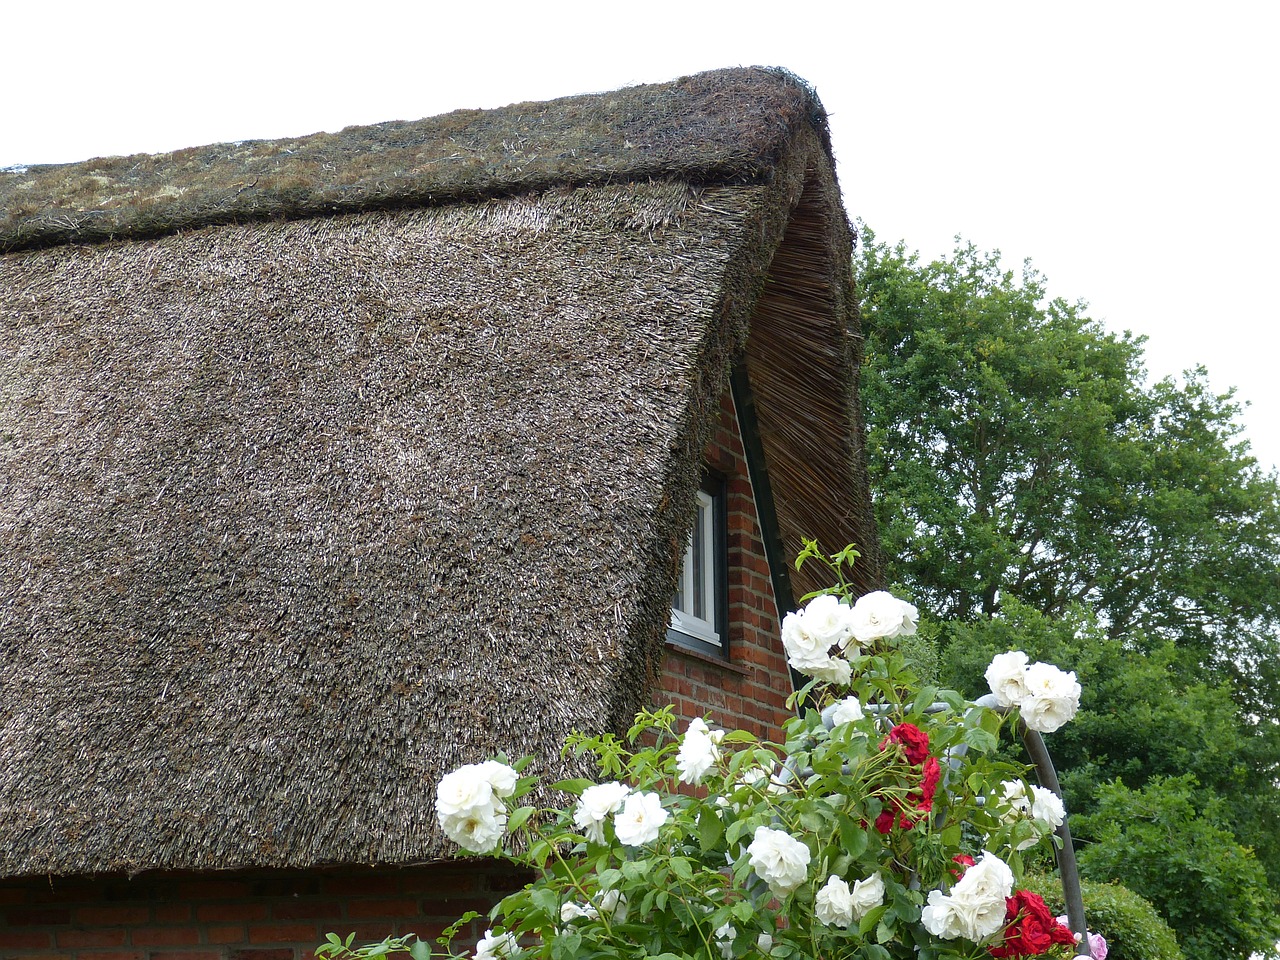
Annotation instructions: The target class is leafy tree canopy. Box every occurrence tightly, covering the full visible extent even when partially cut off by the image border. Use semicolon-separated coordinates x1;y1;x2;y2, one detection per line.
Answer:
857;228;1280;715
1073;775;1280;959
857;229;1280;956
939;600;1280;892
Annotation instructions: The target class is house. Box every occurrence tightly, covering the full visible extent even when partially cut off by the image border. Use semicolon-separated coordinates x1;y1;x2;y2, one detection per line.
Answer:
0;68;881;960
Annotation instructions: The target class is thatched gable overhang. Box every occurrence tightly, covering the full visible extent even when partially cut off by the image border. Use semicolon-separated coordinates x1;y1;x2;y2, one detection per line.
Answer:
0;68;880;878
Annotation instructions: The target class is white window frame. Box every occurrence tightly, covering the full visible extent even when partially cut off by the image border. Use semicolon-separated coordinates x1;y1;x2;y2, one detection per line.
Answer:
670;487;724;651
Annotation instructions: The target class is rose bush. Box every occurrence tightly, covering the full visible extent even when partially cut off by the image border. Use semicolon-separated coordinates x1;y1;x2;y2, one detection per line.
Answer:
319;544;1104;960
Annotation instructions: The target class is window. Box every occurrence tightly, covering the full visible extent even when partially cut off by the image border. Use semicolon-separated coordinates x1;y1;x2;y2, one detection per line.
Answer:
669;478;727;656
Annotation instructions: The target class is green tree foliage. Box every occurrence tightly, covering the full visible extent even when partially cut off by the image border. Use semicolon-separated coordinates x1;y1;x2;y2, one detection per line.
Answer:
857;229;1280;957
1073;776;1280;959
856;230;1280;714
938;601;1280;889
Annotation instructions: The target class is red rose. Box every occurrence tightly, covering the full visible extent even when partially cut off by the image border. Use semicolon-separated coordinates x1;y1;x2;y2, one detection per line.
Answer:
949;854;976;880
989;890;1077;957
920;756;942;804
882;722;931;765
874;725;940;831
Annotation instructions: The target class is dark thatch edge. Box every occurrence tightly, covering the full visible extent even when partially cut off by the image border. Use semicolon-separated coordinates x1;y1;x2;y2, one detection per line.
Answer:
737;145;882;602
0;67;829;254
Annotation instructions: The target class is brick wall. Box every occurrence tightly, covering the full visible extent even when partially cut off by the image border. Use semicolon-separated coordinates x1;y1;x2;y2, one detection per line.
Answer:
0;864;529;960
656;386;795;740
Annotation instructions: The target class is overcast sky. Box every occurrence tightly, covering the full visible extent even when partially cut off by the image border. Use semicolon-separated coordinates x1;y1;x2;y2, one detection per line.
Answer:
6;1;1277;469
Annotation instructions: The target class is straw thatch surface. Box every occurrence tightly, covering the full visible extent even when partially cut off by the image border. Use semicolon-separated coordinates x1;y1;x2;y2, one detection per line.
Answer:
0;68;827;254
0;67;880;878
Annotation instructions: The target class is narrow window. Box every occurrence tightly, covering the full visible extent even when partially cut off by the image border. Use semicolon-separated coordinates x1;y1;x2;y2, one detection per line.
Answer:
669;478;727;656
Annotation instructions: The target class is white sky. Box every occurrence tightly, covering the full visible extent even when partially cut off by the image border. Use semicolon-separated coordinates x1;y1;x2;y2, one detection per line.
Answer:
5;1;1278;470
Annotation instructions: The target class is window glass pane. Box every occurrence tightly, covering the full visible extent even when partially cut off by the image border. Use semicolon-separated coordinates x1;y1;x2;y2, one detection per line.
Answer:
674;534;694;614
699;495;715;620
669;486;722;651
692;502;705;620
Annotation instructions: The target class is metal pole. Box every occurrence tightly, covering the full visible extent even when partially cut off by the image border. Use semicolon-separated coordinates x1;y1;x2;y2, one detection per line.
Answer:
1021;722;1092;958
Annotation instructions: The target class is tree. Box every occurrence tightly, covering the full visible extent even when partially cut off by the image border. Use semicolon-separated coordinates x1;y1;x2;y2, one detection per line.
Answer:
857;229;1280;956
1073;775;1280;959
856;229;1280;715
938;600;1280;893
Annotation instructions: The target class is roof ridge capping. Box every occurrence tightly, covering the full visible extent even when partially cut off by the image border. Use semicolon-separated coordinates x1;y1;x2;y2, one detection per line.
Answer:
0;66;834;254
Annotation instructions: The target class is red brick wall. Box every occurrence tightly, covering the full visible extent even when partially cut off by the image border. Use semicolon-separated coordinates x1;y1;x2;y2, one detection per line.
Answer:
656;387;795;740
0;864;528;960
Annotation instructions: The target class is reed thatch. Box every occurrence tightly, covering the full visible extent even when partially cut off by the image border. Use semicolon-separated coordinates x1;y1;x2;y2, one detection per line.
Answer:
0;67;880;878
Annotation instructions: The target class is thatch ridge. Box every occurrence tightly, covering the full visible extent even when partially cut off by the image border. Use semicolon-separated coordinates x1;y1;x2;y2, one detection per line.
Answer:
0;67;828;253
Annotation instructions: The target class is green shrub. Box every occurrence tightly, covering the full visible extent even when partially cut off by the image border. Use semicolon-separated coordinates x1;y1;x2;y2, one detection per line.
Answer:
1024;874;1184;960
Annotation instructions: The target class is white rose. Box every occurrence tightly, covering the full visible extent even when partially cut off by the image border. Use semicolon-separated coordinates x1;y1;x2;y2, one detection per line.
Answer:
746;826;810;895
780;610;832;674
807;655;852;686
573;781;630;844
921;890;968;939
677;717;724;785
998;780;1039;850
1000;780;1064;839
614;791;668;847
945;854;1015;936
756;933;773;955
436;765;497;820
1030;785;1066;829
714;922;736;960
738;766;789;797
440;804;506;853
984;651;1031;707
814;875;854;927
799;594;859;648
850;872;886;919
560;901;596;923
963;893;1012;940
831;696;865;726
474;760;519;798
1019;662;1081;733
474;930;518;960
951;851;1014;905
923;888;1006;942
436;764;512;853
850;590;918;643
1000;779;1029;811
597;889;627;923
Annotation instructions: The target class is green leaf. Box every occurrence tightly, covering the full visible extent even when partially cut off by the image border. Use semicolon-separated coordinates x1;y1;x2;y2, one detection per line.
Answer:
911;685;939;716
839;817;869;858
669;856;693;881
550;778;596;796
962;727;998;753
506;806;535;834
698;807;725;852
621;859;646;881
529;887;559;921
859;905;887;937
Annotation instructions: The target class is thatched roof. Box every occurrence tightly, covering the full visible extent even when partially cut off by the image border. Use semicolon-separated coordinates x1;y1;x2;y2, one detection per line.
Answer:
0;67;880;878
